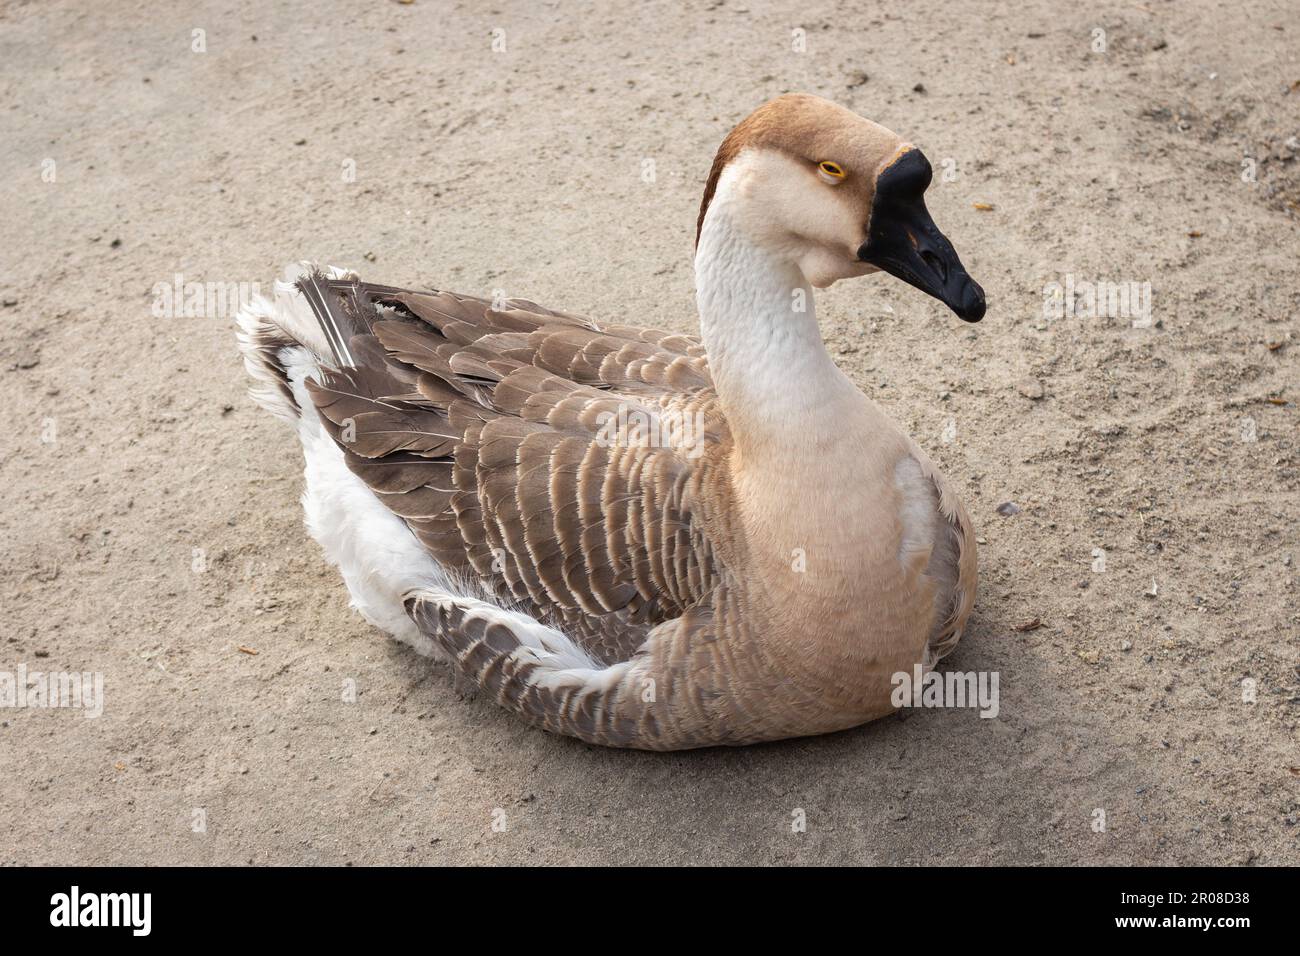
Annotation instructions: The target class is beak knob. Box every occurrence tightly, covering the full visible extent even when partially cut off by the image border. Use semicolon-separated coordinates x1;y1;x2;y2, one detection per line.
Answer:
858;149;987;323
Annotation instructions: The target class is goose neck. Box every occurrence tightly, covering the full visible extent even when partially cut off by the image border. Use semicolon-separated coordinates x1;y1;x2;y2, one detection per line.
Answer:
694;205;860;453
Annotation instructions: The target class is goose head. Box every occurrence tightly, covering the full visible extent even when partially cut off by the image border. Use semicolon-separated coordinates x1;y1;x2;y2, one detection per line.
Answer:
696;93;986;322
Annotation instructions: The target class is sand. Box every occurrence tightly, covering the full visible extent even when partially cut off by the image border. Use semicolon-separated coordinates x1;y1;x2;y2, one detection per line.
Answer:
1;0;1296;865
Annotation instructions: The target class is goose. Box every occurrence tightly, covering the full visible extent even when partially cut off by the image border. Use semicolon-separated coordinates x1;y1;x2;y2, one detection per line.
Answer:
235;93;985;750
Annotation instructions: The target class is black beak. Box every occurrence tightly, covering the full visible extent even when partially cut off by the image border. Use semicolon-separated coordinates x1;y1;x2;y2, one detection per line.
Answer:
857;150;986;322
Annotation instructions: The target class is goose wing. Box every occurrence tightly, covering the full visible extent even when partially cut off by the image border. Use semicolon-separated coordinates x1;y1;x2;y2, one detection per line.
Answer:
302;277;727;665
905;440;978;665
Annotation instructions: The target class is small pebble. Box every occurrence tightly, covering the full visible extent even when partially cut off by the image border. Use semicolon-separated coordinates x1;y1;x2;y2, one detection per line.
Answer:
1017;377;1045;399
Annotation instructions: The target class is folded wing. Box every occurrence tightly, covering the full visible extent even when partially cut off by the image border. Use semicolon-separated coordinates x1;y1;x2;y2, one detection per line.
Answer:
301;275;727;666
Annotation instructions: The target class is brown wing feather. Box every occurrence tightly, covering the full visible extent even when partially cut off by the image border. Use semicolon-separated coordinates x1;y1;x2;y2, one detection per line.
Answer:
303;277;725;665
906;439;978;665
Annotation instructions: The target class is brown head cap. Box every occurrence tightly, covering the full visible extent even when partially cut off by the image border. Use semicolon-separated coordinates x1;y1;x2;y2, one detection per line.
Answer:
695;93;907;247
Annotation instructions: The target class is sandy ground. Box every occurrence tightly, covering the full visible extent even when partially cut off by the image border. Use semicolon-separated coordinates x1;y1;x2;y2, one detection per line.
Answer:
1;0;1297;866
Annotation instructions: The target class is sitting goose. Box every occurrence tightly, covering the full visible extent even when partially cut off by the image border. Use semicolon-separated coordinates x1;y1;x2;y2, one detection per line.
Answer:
236;93;985;750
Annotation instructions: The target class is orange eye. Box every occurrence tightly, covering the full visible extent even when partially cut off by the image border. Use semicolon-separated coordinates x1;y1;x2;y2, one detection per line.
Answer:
818;161;847;182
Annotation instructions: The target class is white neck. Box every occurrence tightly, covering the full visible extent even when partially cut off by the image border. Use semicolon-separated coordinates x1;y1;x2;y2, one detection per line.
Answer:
694;192;862;456
692;188;898;633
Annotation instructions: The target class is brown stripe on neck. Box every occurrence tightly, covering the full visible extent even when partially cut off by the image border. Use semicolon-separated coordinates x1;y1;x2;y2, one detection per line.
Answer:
694;94;826;248
695;127;748;249
696;99;800;249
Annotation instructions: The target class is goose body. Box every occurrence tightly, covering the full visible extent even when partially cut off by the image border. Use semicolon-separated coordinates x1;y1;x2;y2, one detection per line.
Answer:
235;94;984;750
